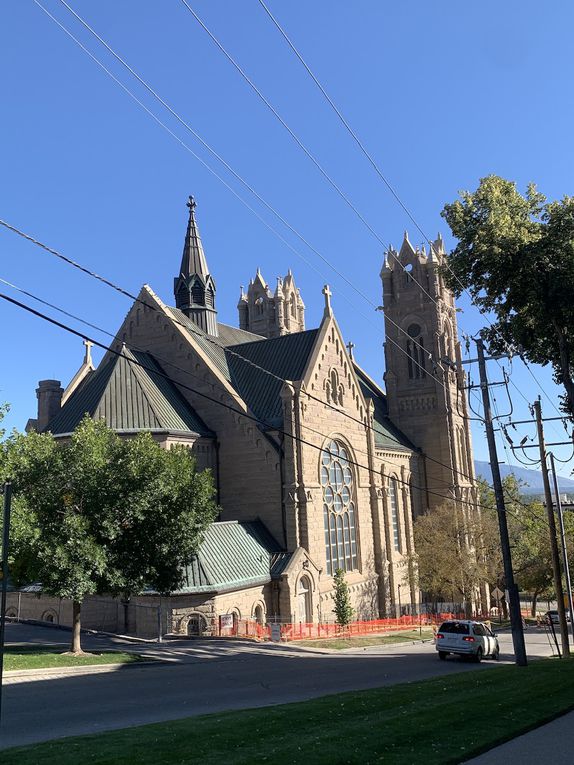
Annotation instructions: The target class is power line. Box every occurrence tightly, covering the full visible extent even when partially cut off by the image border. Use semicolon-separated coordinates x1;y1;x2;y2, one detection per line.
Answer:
0;215;445;400
254;2;565;420
176;0;443;312
0;267;480;495
256;0;428;245
34;0;447;385
0;289;498;513
31;3;561;490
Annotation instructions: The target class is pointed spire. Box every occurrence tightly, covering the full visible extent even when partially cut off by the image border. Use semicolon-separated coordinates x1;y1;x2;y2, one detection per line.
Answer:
174;196;218;336
399;231;416;260
179;195;209;280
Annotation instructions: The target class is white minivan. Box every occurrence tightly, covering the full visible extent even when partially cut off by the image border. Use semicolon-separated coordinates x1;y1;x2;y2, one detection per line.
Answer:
435;620;500;662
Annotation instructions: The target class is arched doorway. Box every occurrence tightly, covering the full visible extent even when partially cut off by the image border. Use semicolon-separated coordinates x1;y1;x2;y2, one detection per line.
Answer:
297;575;312;623
186;613;206;637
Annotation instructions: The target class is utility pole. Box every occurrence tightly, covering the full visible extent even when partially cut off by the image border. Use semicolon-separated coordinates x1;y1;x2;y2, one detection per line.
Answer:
0;481;13;726
549;452;574;644
534;398;569;657
476;338;527;666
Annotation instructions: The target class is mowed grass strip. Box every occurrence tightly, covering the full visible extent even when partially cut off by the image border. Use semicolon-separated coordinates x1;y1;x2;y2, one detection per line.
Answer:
4;645;144;671
3;658;574;764
298;628;434;650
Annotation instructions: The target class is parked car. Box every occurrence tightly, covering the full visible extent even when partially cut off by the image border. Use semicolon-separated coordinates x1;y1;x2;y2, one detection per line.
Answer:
544;610;571;625
435;620;499;662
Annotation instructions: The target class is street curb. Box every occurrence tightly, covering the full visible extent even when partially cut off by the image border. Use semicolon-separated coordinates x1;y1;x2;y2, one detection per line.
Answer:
4;659;162;683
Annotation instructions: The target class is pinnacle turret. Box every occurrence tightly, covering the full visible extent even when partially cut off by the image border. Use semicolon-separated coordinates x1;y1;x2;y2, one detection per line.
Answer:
174;196;218;336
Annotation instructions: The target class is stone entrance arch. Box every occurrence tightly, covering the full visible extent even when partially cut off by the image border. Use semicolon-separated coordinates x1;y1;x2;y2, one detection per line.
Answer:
186;612;207;637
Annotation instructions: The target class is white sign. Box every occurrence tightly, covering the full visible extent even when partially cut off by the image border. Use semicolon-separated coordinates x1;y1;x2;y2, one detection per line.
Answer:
492;587;504;601
220;614;234;630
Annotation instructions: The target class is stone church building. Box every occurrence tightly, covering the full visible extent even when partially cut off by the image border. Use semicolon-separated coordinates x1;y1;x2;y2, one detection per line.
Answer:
17;197;477;637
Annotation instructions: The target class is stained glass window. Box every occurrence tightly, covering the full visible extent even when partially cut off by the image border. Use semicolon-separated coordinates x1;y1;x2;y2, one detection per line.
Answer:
321;440;358;575
389;477;401;552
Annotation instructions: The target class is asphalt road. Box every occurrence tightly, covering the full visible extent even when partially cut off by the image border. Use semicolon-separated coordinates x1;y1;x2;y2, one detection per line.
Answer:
0;622;558;750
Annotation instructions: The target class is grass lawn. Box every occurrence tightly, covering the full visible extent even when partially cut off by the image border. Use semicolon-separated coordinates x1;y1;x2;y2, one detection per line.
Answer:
4;645;144;671
298;627;434;650
3;657;574;764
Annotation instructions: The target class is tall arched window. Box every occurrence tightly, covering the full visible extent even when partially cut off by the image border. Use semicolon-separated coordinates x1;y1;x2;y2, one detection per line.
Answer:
290;293;297;318
406;322;426;380
389;477;401;552
321;440;358;575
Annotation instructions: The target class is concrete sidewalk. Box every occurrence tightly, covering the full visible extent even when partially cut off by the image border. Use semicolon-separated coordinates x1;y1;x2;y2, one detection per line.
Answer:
464;710;574;763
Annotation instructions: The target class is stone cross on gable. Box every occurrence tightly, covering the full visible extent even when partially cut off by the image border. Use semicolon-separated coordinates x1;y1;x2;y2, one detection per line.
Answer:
187;195;196;212
346;341;355;360
83;339;93;366
322;284;332;317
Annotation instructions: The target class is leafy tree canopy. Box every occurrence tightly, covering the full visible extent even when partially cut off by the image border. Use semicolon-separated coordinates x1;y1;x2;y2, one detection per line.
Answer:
441;175;574;415
2;417;218;651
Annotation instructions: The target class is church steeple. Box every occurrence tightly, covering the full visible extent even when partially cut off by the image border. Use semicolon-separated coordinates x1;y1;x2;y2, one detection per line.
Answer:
174;196;218;336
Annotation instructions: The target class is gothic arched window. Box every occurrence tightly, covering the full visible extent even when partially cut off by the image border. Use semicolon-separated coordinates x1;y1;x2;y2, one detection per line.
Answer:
255;297;264;316
290;293;297;318
389;477;401;552
321;440;358;575
205;286;215;308
326;368;344;406
406;322;426;380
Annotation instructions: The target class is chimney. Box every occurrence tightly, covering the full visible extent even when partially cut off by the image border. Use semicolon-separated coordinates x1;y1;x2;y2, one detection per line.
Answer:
36;379;63;432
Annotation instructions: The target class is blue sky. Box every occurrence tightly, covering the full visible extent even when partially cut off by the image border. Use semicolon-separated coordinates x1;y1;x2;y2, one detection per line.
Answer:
1;1;573;475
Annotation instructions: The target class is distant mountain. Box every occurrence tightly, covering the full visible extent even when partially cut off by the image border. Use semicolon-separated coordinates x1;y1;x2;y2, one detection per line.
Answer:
474;460;574;495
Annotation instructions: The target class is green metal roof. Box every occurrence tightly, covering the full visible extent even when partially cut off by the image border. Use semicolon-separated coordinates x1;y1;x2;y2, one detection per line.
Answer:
168;306;319;429
226;329;320;428
46;347;212;437
353;364;416;452
167;308;265;383
177;520;288;594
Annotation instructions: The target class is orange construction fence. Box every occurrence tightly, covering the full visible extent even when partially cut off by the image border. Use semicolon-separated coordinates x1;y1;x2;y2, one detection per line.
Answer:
218;613;491;642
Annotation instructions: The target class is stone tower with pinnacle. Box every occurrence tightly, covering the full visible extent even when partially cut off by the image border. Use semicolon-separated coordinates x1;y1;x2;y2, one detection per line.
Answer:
174;196;218;336
237;268;305;338
380;232;477;514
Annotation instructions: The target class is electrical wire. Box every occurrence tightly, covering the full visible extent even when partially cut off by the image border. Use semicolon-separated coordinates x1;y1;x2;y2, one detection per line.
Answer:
34;0;447;385
0;269;484;494
254;1;567;423
0;288;501;513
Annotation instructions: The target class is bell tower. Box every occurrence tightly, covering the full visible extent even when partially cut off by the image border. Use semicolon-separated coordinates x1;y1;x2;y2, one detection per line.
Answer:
380;233;476;512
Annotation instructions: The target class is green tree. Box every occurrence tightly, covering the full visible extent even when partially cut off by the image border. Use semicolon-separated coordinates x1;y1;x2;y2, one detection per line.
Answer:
479;475;565;617
441;175;574;415
4;417;217;653
414;503;486;613
333;568;354;628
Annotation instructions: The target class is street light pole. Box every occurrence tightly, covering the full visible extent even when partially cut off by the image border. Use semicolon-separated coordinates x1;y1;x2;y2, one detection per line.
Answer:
549;453;574;644
534;399;569;657
0;481;13;726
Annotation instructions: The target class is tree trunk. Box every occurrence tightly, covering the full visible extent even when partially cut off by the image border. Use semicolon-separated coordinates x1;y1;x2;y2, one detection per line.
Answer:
531;590;540;618
552;321;574;417
71;600;83;654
